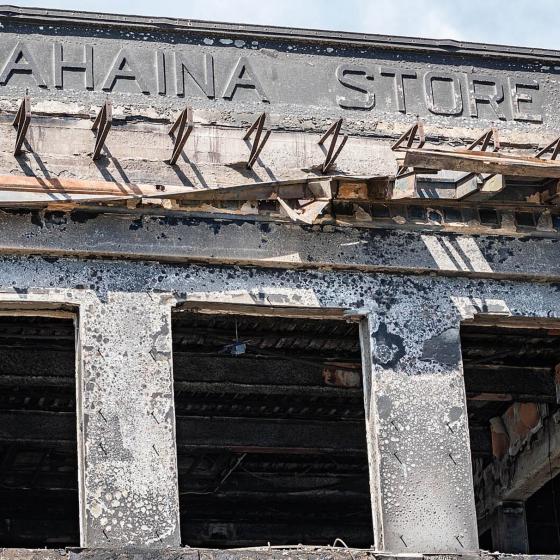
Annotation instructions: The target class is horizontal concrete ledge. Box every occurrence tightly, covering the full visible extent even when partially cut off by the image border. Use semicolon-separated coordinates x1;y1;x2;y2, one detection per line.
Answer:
0;211;558;282
3;5;560;64
1;548;559;560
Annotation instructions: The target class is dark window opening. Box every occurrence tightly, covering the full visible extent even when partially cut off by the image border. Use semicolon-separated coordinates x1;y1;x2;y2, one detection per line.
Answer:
462;321;560;554
0;315;79;548
172;310;373;548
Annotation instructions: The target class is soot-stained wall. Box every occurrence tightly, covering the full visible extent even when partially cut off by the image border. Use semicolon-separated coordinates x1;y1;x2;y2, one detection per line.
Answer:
0;254;558;552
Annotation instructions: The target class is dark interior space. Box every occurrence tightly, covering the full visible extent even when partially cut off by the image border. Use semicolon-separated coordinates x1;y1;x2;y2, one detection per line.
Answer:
172;310;372;548
462;322;560;554
0;315;79;548
526;474;560;553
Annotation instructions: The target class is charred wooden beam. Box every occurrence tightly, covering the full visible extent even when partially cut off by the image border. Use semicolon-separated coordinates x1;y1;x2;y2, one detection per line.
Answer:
173;324;358;347
181;520;372;549
0;349;74;377
0;411;366;454
0;411;76;443
175;416;367;454
464;365;555;403
174;380;362;397
0;351;355;384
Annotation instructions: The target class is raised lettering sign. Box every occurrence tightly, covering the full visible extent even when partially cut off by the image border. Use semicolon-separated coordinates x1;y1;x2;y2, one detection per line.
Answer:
0;36;546;124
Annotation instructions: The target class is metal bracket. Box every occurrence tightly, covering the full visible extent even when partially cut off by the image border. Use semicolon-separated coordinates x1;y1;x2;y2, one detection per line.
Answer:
13;95;31;156
91;99;112;160
318;118;348;174
535;136;560;160
467;127;500;152
243;112;271;169
168;106;194;165
391;119;425;152
462;128;500;186
391;119;425;178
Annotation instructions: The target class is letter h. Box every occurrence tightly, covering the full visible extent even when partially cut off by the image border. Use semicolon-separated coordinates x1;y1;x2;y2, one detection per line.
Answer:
53;43;94;89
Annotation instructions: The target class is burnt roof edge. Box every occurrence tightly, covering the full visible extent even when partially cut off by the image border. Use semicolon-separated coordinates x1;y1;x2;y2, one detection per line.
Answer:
0;4;559;64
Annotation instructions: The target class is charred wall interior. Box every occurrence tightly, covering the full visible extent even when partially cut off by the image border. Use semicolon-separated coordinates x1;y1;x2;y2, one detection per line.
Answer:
172;311;372;548
0;315;79;548
464;321;560;554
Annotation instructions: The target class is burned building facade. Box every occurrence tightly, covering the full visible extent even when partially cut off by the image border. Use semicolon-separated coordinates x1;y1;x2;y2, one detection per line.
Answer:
0;5;559;560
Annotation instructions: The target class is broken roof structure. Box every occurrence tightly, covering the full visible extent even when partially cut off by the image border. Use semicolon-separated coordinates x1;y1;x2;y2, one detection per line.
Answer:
0;5;559;560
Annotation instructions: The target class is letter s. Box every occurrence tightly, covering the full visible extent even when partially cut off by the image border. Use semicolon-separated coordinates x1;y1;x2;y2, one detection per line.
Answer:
336;64;374;110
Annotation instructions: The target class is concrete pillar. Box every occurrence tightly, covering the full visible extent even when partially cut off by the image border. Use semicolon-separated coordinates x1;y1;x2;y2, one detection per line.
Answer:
361;305;478;553
77;292;180;547
491;502;529;553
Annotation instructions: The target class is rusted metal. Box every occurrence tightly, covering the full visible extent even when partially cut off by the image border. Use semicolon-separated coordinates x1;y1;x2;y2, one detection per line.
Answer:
535;136;560;160
402;148;560;178
337;181;369;200
168;106;194;165
318;118;348;173
467;127;500;152
391;119;425;178
391;119;425;151
0;174;189;205
12;94;31;156
91;99;112;160
276;196;330;225
243;112;271;169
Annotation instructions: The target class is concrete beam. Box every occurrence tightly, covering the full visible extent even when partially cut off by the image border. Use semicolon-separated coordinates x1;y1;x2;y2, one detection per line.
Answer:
0;120;396;191
476;410;560;522
0;211;557;281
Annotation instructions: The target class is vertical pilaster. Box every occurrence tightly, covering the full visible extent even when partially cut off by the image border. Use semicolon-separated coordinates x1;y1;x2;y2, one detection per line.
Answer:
77;292;180;547
362;300;478;553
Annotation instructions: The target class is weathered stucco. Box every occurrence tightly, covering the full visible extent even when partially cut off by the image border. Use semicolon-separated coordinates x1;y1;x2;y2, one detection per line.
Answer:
0;250;557;551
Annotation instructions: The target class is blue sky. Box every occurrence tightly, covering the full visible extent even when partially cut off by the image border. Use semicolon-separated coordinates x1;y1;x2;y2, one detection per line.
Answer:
9;0;560;50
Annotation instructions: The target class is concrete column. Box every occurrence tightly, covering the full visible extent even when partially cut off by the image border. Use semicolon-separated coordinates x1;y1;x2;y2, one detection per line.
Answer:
491;502;529;553
361;303;478;553
77;292;180;547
